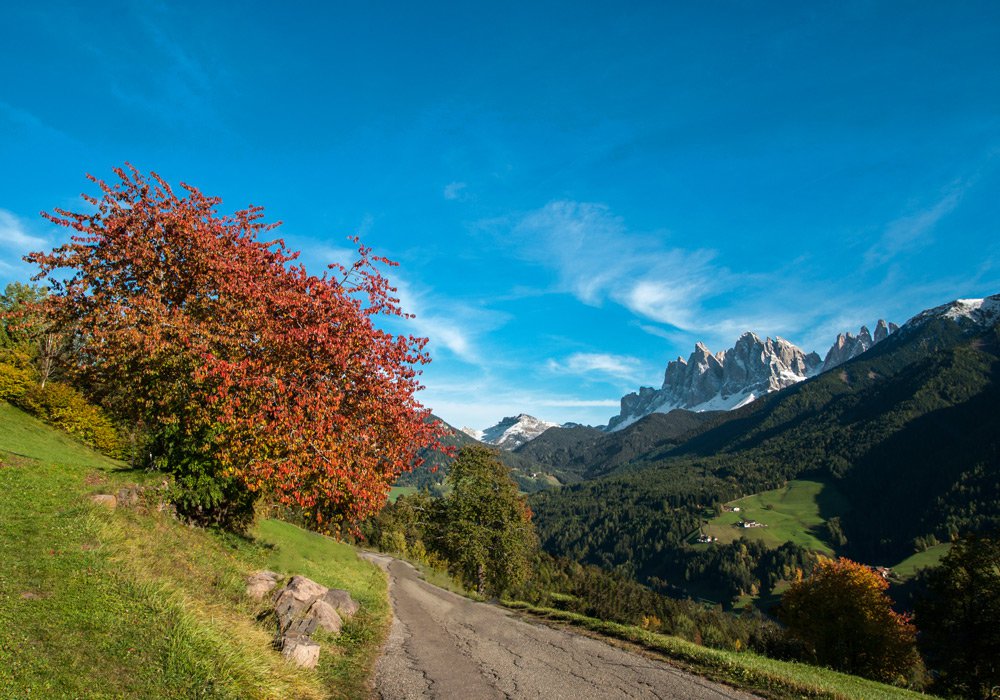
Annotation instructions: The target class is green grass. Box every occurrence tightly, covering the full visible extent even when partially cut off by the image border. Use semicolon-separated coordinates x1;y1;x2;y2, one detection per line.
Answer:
0;401;388;699
502;601;934;700
700;479;848;554
388;485;418;502
890;543;951;580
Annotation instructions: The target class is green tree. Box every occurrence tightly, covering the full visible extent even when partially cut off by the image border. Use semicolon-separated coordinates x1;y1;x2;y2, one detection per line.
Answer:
777;556;922;685
0;283;66;387
915;532;1000;699
439;446;536;596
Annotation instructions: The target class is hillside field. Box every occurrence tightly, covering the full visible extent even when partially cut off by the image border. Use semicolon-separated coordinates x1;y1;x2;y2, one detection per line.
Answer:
699;478;848;554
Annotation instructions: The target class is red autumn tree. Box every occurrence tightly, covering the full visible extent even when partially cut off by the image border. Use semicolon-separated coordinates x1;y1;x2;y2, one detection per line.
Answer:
28;165;446;532
777;556;922;685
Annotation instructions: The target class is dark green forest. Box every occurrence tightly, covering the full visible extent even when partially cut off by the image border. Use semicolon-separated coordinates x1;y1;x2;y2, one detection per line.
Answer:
528;317;1000;601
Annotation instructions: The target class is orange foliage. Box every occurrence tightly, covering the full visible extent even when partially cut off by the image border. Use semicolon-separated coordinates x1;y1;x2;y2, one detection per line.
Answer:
29;165;447;530
778;556;921;684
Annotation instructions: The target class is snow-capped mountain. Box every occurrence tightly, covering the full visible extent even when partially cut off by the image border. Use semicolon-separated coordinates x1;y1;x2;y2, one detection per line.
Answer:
821;319;898;372
903;294;1000;330
462;414;561;450
607;316;903;431
608;333;823;431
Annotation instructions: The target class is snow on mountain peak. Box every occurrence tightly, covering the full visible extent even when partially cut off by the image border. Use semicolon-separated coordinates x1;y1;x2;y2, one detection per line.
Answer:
475;414;560;450
904;294;1000;330
608;332;822;431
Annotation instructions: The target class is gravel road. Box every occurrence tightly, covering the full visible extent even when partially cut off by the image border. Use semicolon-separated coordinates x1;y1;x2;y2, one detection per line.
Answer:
361;552;760;700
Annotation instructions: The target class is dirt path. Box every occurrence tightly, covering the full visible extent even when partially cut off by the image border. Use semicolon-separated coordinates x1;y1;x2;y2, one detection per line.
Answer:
361;552;761;700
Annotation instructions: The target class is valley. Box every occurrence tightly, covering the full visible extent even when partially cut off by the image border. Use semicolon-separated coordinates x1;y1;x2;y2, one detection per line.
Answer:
416;294;1000;614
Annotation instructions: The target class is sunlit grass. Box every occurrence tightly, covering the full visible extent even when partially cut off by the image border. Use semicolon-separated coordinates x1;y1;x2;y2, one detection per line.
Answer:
700;479;847;553
0;401;387;699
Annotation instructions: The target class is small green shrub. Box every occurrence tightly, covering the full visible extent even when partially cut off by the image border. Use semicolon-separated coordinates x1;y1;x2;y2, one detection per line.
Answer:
15;382;124;457
149;422;259;533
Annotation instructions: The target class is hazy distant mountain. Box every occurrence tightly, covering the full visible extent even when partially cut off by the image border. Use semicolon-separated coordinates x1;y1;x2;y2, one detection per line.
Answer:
463;414;561;450
821;319;898;371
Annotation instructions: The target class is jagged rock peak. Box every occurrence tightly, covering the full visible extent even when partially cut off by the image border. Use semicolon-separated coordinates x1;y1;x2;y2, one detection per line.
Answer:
821;319;896;372
475;414;560;451
609;332;822;431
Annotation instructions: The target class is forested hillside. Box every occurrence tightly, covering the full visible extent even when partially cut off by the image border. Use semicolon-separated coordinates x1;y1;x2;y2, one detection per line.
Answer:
530;315;1000;602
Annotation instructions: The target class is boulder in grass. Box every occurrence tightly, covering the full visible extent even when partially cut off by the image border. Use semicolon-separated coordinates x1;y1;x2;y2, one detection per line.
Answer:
281;634;321;669
267;574;358;667
90;494;117;508
281;575;329;603
322;588;360;619
116;486;141;508
307;599;343;634
246;570;281;601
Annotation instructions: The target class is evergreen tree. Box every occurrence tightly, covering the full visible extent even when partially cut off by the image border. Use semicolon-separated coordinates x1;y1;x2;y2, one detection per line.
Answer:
916;532;1000;699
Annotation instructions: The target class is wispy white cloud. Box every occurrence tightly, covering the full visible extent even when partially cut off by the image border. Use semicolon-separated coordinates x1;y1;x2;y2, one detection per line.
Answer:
511;201;725;331
546;351;645;382
443;181;467;200
0;209;47;251
864;187;964;267
539;398;620;408
393;277;510;366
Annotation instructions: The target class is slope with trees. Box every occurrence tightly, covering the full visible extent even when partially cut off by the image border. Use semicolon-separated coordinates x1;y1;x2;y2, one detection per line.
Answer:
530;312;1000;603
915;532;1000;699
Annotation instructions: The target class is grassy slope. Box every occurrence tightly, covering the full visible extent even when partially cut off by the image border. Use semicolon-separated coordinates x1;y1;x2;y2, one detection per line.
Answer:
0;402;388;699
388;485;418;502
891;543;951;580
700;479;848;554
700;477;951;580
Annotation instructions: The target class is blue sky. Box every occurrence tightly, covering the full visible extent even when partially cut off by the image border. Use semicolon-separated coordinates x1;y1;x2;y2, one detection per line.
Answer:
2;1;999;429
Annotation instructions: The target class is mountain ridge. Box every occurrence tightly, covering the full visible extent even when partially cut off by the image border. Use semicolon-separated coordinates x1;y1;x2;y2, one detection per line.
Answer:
608;321;898;431
528;292;1000;603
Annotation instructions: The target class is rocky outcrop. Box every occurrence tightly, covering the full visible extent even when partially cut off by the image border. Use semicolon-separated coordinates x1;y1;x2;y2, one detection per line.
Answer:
609;333;822;431
821;319;897;372
246;571;360;669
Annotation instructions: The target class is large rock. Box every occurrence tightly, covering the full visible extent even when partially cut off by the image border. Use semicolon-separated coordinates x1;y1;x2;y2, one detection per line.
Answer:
281;575;329;603
90;494;117;509
322;589;360;619
307;599;343;634
246;570;281;602
281;634;321;669
267;574;358;667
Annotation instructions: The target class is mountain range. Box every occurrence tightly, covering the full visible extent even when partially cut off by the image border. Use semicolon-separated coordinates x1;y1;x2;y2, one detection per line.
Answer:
464;317;902;443
607;319;897;431
528;293;1000;598
401;293;1000;606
